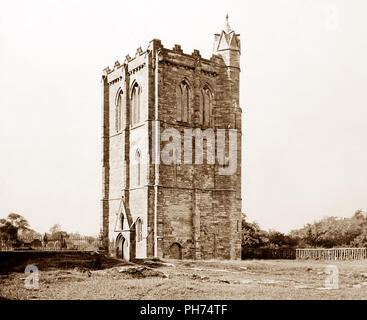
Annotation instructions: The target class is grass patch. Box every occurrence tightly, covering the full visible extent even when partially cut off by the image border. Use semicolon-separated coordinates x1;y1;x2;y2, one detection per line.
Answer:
2;256;367;299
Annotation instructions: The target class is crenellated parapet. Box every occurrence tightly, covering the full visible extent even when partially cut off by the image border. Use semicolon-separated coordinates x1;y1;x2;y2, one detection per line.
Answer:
102;39;229;83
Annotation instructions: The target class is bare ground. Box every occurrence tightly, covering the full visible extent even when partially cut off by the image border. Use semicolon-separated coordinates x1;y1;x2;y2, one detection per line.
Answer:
2;255;367;300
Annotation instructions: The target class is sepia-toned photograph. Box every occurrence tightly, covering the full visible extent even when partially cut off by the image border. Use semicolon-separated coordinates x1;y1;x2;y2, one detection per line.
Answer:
0;0;367;309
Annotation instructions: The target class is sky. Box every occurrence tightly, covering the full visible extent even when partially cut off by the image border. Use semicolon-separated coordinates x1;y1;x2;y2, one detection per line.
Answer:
0;0;366;235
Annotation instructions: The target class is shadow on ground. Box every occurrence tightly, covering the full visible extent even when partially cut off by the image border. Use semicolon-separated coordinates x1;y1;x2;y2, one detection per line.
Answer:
0;251;127;274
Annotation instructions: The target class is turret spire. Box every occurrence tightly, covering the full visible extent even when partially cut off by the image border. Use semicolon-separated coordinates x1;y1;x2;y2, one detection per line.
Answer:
213;15;240;55
225;14;233;33
213;14;241;69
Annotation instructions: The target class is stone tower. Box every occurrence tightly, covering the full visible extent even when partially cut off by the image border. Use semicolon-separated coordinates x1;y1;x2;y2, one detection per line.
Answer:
101;17;242;260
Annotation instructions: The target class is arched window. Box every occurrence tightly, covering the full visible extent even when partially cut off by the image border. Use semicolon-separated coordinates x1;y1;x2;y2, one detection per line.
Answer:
115;90;123;132
136;218;142;242
201;86;212;126
131;83;141;125
135;149;141;186
176;85;182;121
176;81;190;123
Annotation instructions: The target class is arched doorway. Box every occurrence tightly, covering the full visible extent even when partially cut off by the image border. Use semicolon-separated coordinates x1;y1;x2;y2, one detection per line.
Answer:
116;234;128;260
169;243;182;259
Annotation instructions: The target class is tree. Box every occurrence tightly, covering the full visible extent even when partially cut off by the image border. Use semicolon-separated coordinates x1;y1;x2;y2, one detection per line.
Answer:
241;214;269;248
242;210;367;250
48;224;68;241
353;209;365;221
267;230;298;248
7;213;29;231
0;213;30;240
20;228;41;238
351;230;367;247
49;224;61;235
0;219;18;240
290;211;366;248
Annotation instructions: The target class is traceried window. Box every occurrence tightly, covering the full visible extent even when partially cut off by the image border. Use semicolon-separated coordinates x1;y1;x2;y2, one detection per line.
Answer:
176;80;190;123
201;86;213;126
115;90;123;132
131;83;141;125
136;218;142;242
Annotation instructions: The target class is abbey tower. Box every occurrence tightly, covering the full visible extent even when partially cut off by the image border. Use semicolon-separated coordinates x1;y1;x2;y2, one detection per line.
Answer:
101;17;242;260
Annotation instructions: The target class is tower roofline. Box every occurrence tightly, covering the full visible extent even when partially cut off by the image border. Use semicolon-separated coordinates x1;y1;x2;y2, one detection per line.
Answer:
103;38;229;75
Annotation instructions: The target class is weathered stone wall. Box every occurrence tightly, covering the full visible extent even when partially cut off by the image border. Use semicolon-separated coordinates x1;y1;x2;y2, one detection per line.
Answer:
101;49;151;258
152;43;242;260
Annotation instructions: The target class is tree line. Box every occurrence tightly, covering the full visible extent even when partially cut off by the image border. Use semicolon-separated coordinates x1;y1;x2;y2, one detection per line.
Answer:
242;210;367;249
3;210;367;249
0;213;96;242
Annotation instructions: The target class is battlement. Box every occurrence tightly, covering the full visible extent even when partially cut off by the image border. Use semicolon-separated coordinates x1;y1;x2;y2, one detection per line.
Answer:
160;41;224;65
102;38;226;76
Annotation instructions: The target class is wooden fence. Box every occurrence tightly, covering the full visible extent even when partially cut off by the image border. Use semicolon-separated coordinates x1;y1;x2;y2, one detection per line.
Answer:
241;247;367;260
242;247;296;260
296;248;367;260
